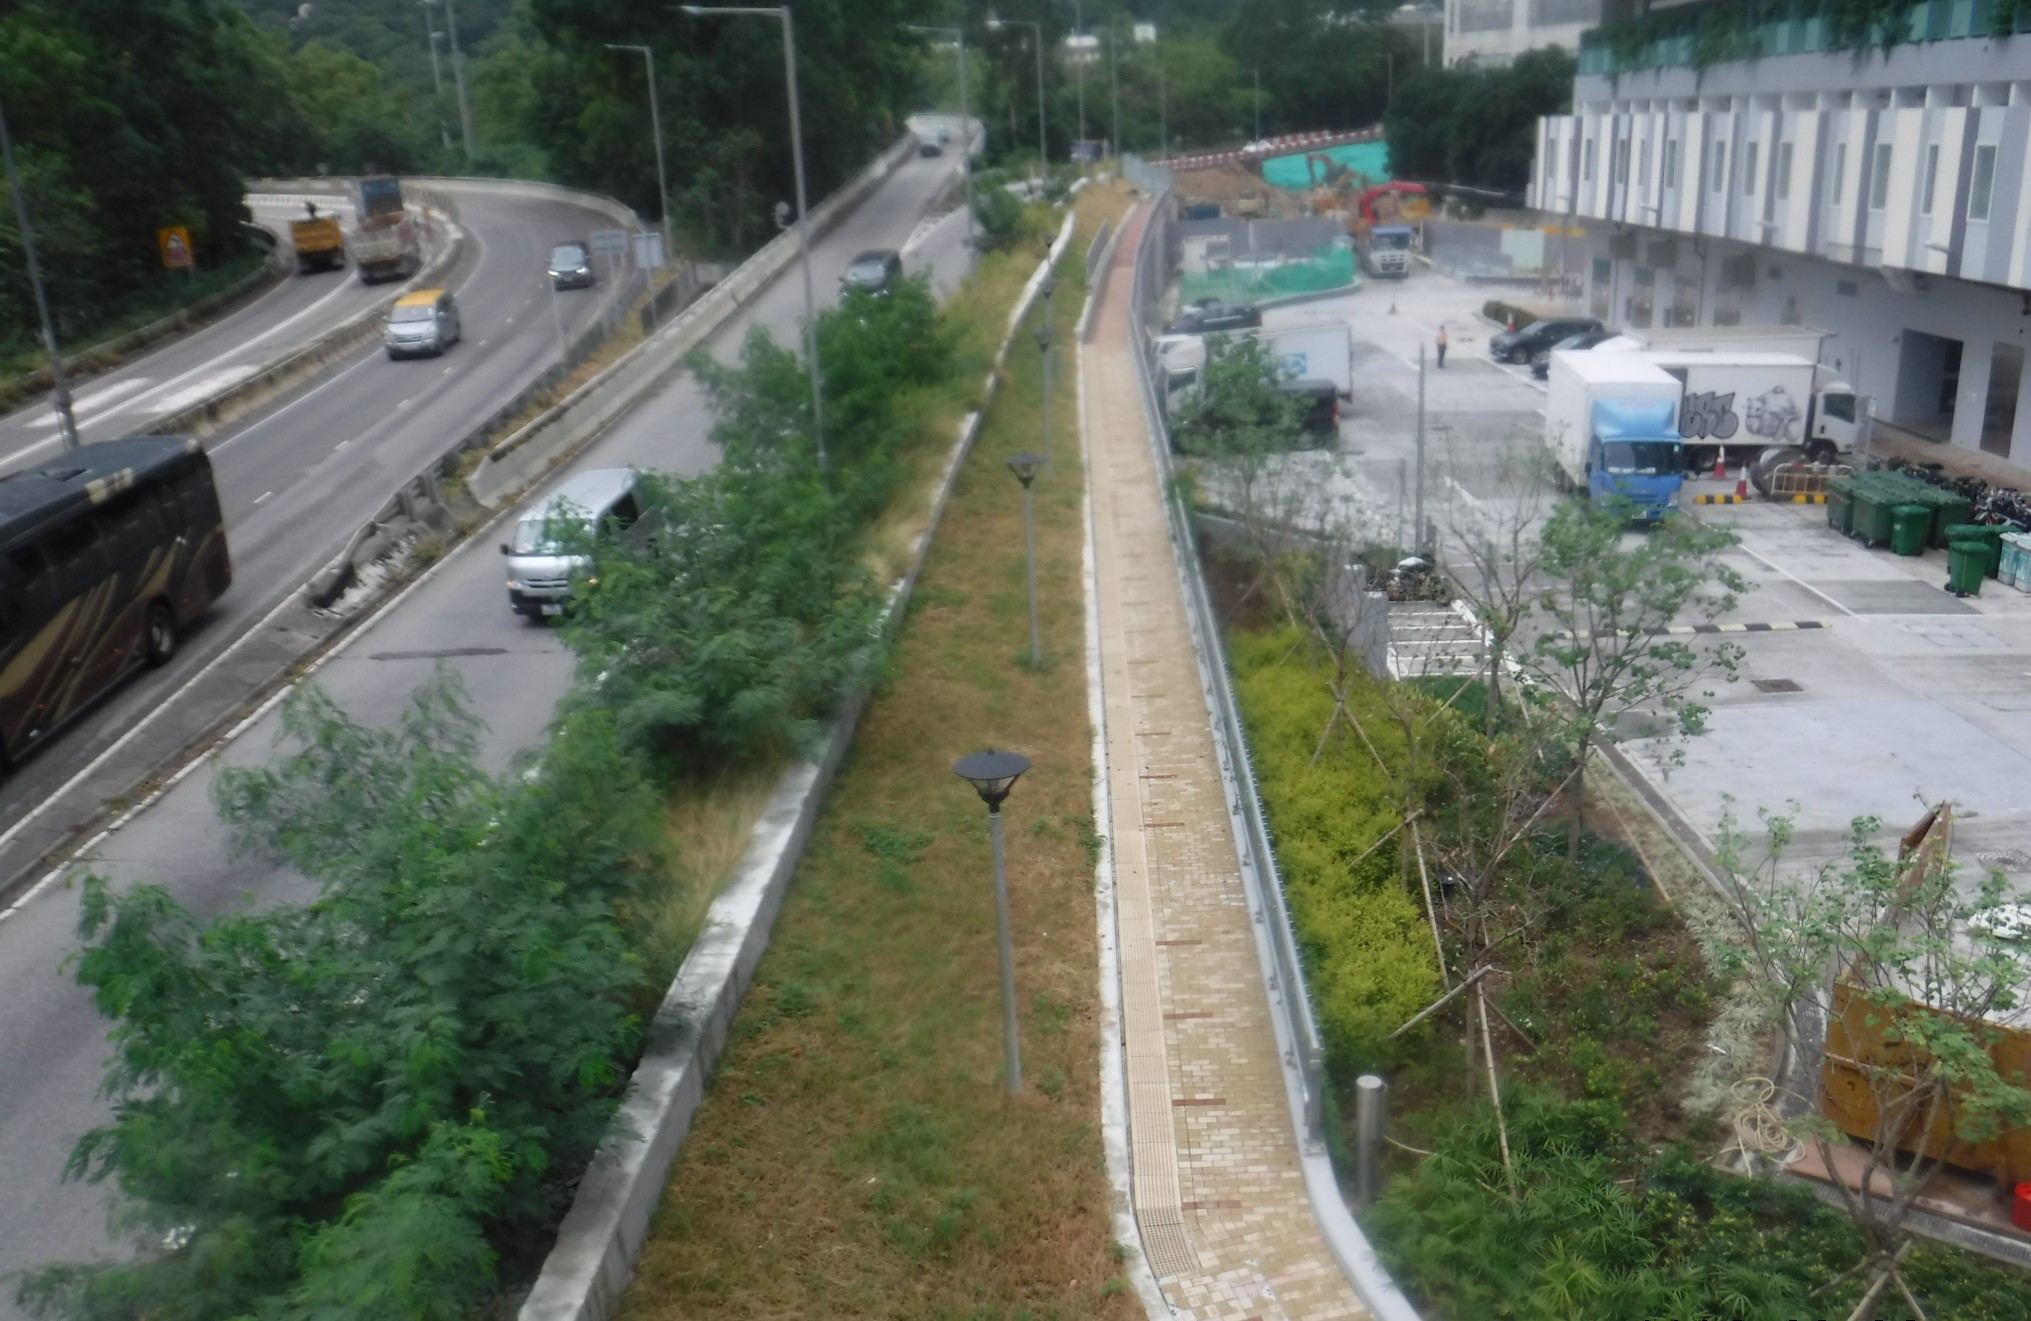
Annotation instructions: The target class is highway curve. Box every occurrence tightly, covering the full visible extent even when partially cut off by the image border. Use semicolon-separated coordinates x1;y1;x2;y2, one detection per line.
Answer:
0;140;971;1313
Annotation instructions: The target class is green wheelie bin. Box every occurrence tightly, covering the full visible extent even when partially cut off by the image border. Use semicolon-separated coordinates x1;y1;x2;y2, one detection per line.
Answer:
1948;540;1988;596
1890;505;1931;556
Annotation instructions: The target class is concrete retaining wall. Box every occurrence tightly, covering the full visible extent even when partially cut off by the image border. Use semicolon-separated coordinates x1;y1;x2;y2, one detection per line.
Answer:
515;212;1076;1321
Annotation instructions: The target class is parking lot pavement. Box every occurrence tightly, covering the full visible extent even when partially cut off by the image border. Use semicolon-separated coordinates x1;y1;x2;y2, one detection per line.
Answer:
1229;267;2031;891
1624;496;2031;882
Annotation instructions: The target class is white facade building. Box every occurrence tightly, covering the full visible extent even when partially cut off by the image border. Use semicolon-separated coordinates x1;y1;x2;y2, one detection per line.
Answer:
1445;0;1600;68
1532;11;2031;460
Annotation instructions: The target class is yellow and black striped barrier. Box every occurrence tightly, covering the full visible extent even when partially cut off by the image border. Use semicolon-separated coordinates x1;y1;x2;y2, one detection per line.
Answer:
1693;493;1751;504
1690;492;1828;505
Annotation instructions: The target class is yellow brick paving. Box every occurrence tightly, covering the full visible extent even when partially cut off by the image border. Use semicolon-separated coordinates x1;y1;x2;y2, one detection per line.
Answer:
1085;209;1371;1321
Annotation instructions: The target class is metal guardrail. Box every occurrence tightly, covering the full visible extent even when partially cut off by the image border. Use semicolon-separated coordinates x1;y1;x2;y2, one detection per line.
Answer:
1122;192;1328;1140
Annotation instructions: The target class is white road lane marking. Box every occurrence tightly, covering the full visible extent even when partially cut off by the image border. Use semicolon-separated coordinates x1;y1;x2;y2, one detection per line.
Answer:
23;376;156;429
1736;541;1860;619
254;490;274;505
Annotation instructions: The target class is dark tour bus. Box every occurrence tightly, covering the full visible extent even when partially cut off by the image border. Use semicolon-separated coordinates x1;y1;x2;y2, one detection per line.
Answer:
0;435;232;763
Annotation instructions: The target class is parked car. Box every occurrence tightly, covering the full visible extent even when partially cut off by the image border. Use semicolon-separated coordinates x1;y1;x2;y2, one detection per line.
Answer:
919;140;944;157
842;248;903;297
549;240;595;290
1162;301;1262;335
383;288;461;359
1530;326;1617;379
1489;316;1603;365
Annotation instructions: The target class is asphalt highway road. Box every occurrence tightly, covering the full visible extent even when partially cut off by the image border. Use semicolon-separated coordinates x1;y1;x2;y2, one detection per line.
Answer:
0;183;632;886
0;143;970;1312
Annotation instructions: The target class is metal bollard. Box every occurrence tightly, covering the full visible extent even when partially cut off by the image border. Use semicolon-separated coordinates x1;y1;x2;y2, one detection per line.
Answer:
1355;1074;1388;1207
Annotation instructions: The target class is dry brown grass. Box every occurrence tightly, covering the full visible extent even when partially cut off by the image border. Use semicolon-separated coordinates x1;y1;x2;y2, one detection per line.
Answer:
618;212;1141;1319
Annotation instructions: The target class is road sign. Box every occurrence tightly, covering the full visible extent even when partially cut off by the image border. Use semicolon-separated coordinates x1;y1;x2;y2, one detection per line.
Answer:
157;227;194;270
590;228;629;257
632;230;666;270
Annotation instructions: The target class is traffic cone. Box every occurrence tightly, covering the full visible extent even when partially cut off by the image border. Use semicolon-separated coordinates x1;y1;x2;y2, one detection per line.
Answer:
1735;468;1749;499
1712;453;1726;480
1506;316;1517;333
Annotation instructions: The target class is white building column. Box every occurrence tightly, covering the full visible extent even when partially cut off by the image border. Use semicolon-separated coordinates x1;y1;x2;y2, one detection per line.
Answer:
2009;347;2031;460
1950;336;1993;450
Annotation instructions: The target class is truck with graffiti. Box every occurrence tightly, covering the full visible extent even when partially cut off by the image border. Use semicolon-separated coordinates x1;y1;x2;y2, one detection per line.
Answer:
1623;351;1862;470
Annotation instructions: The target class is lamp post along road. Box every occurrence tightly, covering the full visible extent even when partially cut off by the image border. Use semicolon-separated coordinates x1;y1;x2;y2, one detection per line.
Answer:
0;95;78;451
1034;272;1055;473
990;18;1046;173
607;44;675;263
1246;67;1261;142
420;1;444;94
954;749;1033;1094
681;5;827;481
1008;451;1044;665
1073;0;1086;144
1108;25;1120;158
433;0;476;159
906;24;977;279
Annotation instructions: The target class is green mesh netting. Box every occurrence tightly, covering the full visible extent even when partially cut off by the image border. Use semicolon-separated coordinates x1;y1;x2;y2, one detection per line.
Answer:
1259;141;1392;192
1178;243;1358;303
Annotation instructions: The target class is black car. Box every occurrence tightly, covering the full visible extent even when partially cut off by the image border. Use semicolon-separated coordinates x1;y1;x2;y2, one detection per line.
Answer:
919;140;944;157
1163;301;1263;335
842;249;903;296
1489;316;1603;365
548;240;595;290
1530;327;1617;379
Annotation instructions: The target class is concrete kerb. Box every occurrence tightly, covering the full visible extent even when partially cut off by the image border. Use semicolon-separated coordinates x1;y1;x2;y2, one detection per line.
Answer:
462;135;918;509
516;218;1077;1321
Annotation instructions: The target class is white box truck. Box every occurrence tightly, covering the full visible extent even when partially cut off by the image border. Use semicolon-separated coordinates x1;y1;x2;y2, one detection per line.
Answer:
1545;351;1686;522
1593;324;1863;465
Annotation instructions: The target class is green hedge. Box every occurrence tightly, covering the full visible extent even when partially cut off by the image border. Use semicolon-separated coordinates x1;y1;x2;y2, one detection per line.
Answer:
1482;299;1538;332
1229;627;1441;1071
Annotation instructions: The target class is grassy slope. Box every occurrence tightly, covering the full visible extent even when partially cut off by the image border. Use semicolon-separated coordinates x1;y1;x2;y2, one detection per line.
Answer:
620;186;1143;1319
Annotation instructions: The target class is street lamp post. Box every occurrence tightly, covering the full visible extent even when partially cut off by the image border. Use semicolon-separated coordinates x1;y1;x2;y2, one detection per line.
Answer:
1073;0;1086;145
954;749;1032;1094
1108;24;1120;160
1034;272;1055;473
606;44;675;263
905;24;977;280
1245;67;1261;142
420;1;444;94
1007;453;1044;665
1158;59;1168;158
0;95;77;451
989;18;1047;174
681;5;827;481
425;0;476;159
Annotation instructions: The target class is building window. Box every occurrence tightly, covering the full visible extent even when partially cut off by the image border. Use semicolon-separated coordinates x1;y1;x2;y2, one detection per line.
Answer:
1831;143;1846;204
1776;142;1792;201
1639;137;1651;192
1711;141;1727;193
1744;142;1758;196
1663;138;1678;188
1970;143;1998;221
1613;138;1629;185
1920;142;1939;216
1583;138;1595;183
1869;142;1892;211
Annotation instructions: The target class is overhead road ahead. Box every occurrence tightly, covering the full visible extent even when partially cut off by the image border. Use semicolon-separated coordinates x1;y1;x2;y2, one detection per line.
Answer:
0;180;636;907
0;135;973;1315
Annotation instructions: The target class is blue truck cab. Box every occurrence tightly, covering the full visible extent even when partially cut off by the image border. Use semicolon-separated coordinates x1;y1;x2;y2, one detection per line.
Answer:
1589;398;1684;521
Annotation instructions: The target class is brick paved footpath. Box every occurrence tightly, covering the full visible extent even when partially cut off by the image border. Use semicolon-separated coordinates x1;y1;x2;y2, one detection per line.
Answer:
1084;206;1371;1321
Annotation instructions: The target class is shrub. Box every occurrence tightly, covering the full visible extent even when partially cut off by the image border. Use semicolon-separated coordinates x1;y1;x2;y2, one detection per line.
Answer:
1482;299;1538;331
1229;626;1440;1070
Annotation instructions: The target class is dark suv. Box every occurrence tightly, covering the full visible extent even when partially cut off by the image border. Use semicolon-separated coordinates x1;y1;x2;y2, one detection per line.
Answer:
548;240;595;290
1530;326;1617;379
1163;301;1262;335
1489;316;1603;365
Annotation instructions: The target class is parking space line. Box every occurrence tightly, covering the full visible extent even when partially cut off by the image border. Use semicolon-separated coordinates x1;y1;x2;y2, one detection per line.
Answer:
1736;542;1860;619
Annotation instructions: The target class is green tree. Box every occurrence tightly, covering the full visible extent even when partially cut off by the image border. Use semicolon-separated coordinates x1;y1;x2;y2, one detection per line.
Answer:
1385;46;1575;192
1220;0;1402;136
1526;501;1745;859
12;674;659;1321
1711;805;2031;1321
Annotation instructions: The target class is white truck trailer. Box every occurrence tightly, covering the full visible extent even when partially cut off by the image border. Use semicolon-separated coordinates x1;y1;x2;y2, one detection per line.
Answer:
1544;351;1686;521
1595;322;1832;361
1155;320;1352;409
1600;348;1862;468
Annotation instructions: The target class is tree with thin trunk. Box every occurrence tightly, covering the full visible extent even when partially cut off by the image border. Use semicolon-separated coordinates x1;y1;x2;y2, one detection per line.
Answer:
1441;434;1556;734
1526;499;1746;860
1710;803;2031;1321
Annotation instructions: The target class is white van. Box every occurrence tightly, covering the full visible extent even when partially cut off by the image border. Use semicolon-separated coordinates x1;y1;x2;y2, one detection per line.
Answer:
499;468;642;618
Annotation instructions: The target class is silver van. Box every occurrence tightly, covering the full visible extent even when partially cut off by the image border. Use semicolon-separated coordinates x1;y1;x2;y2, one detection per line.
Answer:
500;468;642;618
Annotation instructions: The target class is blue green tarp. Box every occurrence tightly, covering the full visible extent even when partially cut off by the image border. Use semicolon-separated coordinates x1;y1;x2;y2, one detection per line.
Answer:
1259;141;1392;192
